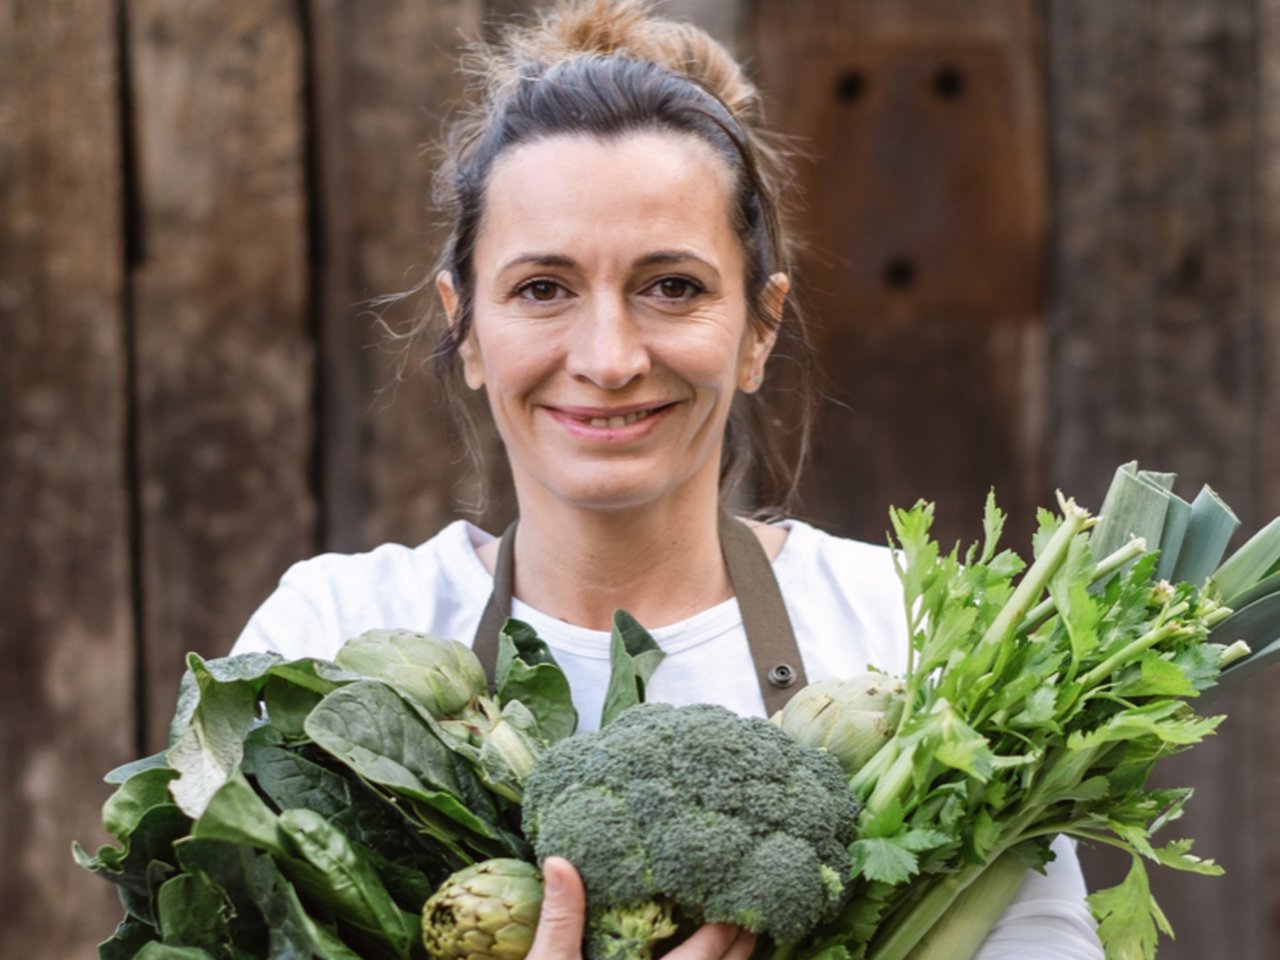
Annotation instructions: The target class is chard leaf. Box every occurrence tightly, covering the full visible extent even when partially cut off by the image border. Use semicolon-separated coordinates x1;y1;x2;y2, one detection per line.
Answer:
102;766;179;842
240;846;364;959
304;681;506;847
136;945;218;959
175;838;270;950
1086;856;1169;960
192;769;285;857
496;618;578;743
74;803;189;924
156;872;234;949
261;673;325;739
98;917;158;959
105;751;169;785
166;654;260;819
278;808;416;959
250;743;443;902
601;610;665;727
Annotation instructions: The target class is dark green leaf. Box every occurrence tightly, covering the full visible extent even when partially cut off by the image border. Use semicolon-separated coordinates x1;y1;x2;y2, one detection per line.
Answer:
495;620;578;743
601;610;666;727
98;916;158;960
156;872;233;948
278;809;416;959
175;838;270;952
135;944;219;959
262;673;325;739
76;803;190;924
240;847;364;959
192;770;286;857
100;766;179;842
304;681;505;847
105;751;170;786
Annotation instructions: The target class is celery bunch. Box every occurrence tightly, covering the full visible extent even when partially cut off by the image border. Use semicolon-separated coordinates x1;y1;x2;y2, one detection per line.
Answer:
800;470;1280;960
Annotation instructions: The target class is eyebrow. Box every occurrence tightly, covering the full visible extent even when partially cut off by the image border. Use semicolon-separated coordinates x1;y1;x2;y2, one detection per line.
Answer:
497;249;719;274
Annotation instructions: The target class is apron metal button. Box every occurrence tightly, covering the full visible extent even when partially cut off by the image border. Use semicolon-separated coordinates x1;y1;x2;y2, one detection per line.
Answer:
767;664;796;688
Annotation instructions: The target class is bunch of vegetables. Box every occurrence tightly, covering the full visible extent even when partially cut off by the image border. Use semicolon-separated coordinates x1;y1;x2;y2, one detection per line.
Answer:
76;462;1280;960
769;461;1280;960
73;622;590;959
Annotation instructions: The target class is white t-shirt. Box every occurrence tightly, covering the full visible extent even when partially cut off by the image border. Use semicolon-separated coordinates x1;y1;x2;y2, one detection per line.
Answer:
233;517;1104;959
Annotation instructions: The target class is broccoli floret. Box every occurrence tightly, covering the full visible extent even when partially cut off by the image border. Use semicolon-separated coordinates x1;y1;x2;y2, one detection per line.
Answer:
522;703;861;959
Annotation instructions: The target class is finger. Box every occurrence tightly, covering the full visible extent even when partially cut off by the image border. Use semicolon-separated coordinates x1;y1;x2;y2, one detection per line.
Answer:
723;927;758;960
527;857;586;960
665;922;742;959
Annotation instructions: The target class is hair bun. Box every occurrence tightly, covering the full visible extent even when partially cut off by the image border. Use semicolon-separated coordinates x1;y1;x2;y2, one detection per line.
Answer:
478;0;762;125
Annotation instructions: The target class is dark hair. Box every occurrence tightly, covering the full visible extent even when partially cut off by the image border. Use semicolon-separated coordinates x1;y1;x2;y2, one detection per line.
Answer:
412;1;815;514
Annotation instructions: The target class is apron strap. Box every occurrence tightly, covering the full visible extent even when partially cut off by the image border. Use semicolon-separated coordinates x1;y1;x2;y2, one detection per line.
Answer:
471;512;807;715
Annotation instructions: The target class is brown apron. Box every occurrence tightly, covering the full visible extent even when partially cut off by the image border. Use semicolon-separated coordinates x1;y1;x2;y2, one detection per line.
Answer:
471;511;808;715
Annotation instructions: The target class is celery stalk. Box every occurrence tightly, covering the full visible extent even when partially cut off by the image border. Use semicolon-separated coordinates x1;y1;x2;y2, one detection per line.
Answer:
901;855;1028;960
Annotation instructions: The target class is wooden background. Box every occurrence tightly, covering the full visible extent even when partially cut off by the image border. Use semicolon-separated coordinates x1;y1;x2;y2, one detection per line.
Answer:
2;0;1277;956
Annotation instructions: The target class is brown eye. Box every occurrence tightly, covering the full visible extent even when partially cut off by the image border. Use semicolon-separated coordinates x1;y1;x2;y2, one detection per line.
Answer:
656;277;699;300
526;280;559;301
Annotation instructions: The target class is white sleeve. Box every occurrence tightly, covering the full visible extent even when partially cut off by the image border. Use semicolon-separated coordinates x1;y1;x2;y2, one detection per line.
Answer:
972;836;1104;960
230;559;345;662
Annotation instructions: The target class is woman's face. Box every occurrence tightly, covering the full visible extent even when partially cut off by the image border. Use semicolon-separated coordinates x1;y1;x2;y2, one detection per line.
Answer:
440;131;786;516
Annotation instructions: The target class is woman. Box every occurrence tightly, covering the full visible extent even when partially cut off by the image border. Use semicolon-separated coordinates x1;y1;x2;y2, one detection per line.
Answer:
234;2;1104;958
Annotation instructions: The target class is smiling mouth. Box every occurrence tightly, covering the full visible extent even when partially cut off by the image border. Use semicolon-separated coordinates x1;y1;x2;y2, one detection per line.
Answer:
587;409;656;428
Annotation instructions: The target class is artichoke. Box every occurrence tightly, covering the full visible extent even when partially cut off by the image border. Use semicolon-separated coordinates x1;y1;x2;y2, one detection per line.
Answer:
773;674;905;775
336;629;489;716
336;629;544;800
422;859;544;960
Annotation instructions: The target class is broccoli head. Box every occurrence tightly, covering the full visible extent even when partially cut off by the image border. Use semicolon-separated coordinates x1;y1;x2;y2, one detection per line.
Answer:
521;703;860;959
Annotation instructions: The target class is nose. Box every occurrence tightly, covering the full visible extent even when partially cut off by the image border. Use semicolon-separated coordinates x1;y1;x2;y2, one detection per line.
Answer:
564;291;651;389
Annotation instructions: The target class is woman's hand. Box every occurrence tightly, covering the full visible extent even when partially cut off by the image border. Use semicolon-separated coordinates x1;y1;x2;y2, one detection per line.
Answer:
528;857;757;960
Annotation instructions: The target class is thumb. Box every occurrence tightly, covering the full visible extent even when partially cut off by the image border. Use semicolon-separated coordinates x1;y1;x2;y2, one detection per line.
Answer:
529;857;587;960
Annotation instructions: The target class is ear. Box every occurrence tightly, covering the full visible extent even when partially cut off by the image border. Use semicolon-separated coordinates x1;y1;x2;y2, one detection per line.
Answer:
437;270;484;390
739;272;789;393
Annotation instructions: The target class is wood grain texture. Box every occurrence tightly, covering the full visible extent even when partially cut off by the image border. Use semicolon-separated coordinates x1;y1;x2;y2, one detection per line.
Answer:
128;0;315;750
308;0;502;551
1046;1;1272;957
1255;0;1280;943
0;1;135;956
751;0;1048;550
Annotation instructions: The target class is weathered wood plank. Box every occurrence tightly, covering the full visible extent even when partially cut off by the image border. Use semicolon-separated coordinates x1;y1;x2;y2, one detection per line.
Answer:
1255;0;1280;944
308;0;507;550
1047;1;1270;957
129;0;315;749
751;0;1048;549
0;1;134;956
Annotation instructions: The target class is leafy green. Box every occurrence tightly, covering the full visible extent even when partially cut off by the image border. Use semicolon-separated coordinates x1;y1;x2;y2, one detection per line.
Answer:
601;609;666;726
809;491;1232;960
497;618;578;742
78;626;576;958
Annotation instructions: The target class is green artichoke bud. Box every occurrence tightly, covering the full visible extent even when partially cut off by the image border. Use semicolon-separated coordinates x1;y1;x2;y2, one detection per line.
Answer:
441;698;544;802
422;859;544;960
773;674;905;776
336;629;488;716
